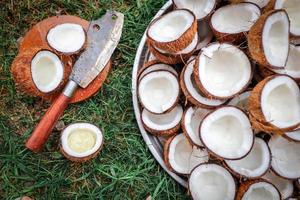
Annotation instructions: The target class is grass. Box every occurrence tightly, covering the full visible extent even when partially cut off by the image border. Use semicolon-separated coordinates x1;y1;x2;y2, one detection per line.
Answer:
0;0;189;199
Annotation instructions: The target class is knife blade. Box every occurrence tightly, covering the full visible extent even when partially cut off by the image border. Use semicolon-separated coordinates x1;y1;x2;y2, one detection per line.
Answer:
25;11;124;152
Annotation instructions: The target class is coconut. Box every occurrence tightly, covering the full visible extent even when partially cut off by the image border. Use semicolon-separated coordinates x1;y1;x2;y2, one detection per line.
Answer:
147;9;197;53
200;106;254;160
138;62;178;82
236;179;281;200
180;59;226;108
181;106;210;147
47;23;86;54
263;170;294;199
172;0;216;20
225;137;271;178
285;128;300;142
189;163;236;200
275;0;300;37
194;42;253;99
164;133;209;175
141;105;183;137
248;10;290;69
269;135;300;179
138;70;180;114
228;90;252;111
229;0;275;11
60;123;103;162
210;2;261;44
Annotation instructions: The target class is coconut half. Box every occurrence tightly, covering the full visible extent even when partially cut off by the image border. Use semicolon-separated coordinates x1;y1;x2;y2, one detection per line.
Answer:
228;91;251;111
31;50;64;93
275;0;300;37
182;107;210;147
47;23;86;53
164;133;209;175
138;62;178;82
225;137;271;178
210;3;261;43
138;70;180;114
263;170;294;199
194;43;252;99
269;135;300;179
200;106;254;160
147;9;197;53
141;105;183;137
180;59;226;108
248;10;290;69
189;163;236;200
173;0;216;20
60;123;103;162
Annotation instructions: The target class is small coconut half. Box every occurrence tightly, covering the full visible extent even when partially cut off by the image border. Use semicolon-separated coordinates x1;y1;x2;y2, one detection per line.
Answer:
182;106;210;147
138;62;178;82
248;10;290;69
47;23;86;53
138;70;180;114
31;50;64;93
228;90;251;111
275;0;300;37
147;9;197;53
60;123;103;162
194;42;252;99
189;163;236;200
200;106;254;160
263;170;294;199
269;135;300;179
141;105;183;137
225;137;271;178
210;2;261;43
173;0;216;20
180;59;226;108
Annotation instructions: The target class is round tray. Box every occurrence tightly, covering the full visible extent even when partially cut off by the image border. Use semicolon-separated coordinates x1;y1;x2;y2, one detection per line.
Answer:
131;0;187;187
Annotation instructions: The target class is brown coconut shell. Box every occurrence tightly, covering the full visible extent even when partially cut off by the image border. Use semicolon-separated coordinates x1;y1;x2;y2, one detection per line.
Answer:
163;135;178;173
147;9;197;53
247;9;289;69
229;0;275;13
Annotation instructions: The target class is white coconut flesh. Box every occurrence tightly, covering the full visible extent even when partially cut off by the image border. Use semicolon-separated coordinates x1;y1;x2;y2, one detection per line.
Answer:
285;129;300;142
242;0;271;8
263;170;294;199
269;135;300;179
148;9;195;43
138;63;178;81
183;107;210;147
275;0;300;36
31;50;64;93
241;181;281;200
260;75;300;129
138;71;179;114
200;106;254;159
173;0;216;20
47;23;85;53
211;3;261;34
189;163;236;200
142;105;183;131
228;91;251;111
167;134;209;174
61;123;103;158
197;43;252;98
225;137;271;178
262;11;289;68
183;59;226;106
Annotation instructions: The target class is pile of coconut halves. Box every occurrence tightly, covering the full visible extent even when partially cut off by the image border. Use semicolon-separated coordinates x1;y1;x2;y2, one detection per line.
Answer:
136;0;300;199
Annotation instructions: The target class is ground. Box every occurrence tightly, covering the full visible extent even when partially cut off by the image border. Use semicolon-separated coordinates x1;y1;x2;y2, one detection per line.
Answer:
0;0;189;199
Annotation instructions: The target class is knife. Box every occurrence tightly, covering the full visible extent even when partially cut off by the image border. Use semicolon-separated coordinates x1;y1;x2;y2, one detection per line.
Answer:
25;11;124;152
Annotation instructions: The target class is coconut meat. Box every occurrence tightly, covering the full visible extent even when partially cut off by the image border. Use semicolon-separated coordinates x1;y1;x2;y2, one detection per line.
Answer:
261;75;300;129
189;164;236;200
285;129;300;142
31;50;64;93
173;0;215;19
198;43;252;98
142;105;183;131
148;9;194;43
200;106;253;159
225;137;270;178
211;3;261;34
61;123;103;158
262;11;289;68
168;134;208;174
228;91;251;111
138;63;178;81
242;182;281;200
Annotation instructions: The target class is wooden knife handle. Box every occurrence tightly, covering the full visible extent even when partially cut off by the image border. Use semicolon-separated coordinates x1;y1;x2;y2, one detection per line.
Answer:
25;93;71;152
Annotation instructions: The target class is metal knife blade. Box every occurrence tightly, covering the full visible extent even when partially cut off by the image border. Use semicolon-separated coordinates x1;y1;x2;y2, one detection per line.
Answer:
70;10;124;88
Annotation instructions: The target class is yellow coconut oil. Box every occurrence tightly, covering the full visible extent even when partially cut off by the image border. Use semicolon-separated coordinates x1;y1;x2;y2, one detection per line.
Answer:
67;129;96;153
